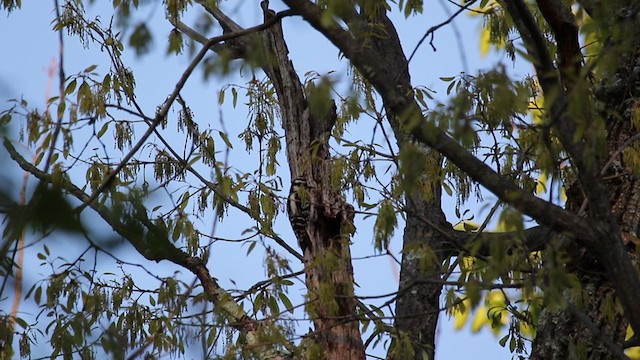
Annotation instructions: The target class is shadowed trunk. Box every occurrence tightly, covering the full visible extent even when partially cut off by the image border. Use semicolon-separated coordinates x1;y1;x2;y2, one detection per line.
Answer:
348;9;451;359
532;2;640;358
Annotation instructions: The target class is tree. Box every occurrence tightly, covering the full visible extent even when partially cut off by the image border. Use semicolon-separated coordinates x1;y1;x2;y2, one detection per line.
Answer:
1;0;640;359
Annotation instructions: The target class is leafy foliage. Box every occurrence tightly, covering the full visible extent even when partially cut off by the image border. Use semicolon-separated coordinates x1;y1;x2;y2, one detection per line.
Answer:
2;0;640;359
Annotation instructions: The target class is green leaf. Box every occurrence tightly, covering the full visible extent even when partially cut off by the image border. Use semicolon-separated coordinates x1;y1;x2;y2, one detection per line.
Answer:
22;182;82;233
231;87;238;107
463;222;478;232
246;241;256;255
129;22;153;56
279;292;294;314
268;295;280;315
509;333;516;352
97;123;109;138
34;151;44;166
443;182;453;196
498;334;509;347
207;328;217;346
57;102;65;120
254;293;264;314
172;220;182;241
103;74;111;91
25;283;37;299
0;113;11;125
178;191;190;212
447;81;456;95
374;201;397;251
167;28;183;55
83;64;98;73
187;155;201;167
35;286;42;305
15;317;28;329
65;79;77;94
218;130;233;148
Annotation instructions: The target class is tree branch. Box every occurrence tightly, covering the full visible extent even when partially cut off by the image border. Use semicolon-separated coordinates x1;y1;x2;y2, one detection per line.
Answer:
78;8;296;213
535;0;581;89
4;138;294;357
499;0;560;93
449;226;555;256
283;0;640;338
279;0;590;242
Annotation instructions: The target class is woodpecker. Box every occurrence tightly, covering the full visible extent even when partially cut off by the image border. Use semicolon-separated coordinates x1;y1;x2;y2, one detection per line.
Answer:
287;177;312;253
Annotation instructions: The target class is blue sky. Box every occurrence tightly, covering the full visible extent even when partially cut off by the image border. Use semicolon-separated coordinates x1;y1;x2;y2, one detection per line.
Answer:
0;1;533;358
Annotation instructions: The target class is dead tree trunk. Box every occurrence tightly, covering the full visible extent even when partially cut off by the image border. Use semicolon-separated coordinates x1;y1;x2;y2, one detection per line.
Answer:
258;4;365;359
174;3;365;357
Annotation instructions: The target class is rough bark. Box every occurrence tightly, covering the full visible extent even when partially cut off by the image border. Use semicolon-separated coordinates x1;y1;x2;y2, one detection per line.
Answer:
391;199;448;360
529;1;640;358
180;1;640;358
349;10;450;360
258;4;365;359
167;2;365;358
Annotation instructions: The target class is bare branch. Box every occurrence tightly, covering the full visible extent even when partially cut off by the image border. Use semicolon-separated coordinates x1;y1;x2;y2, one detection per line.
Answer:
406;0;476;61
43;0;66;174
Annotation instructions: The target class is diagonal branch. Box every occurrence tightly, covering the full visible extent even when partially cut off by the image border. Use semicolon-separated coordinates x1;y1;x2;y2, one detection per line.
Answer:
280;0;602;255
77;9;295;213
498;0;560;93
449;226;555;256
283;0;640;337
4;138;294;357
535;0;582;88
171;2;554;280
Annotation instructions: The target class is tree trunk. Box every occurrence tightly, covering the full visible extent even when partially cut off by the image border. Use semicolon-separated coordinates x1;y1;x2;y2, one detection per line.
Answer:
259;5;365;359
391;198;448;360
344;9;451;359
532;2;640;357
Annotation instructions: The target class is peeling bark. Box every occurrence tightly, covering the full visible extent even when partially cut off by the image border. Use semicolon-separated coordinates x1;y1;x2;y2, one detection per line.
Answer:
258;4;365;359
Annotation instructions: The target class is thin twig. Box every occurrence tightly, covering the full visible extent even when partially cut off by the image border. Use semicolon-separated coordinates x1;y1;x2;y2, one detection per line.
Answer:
43;0;66;174
76;9;295;212
406;0;477;63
